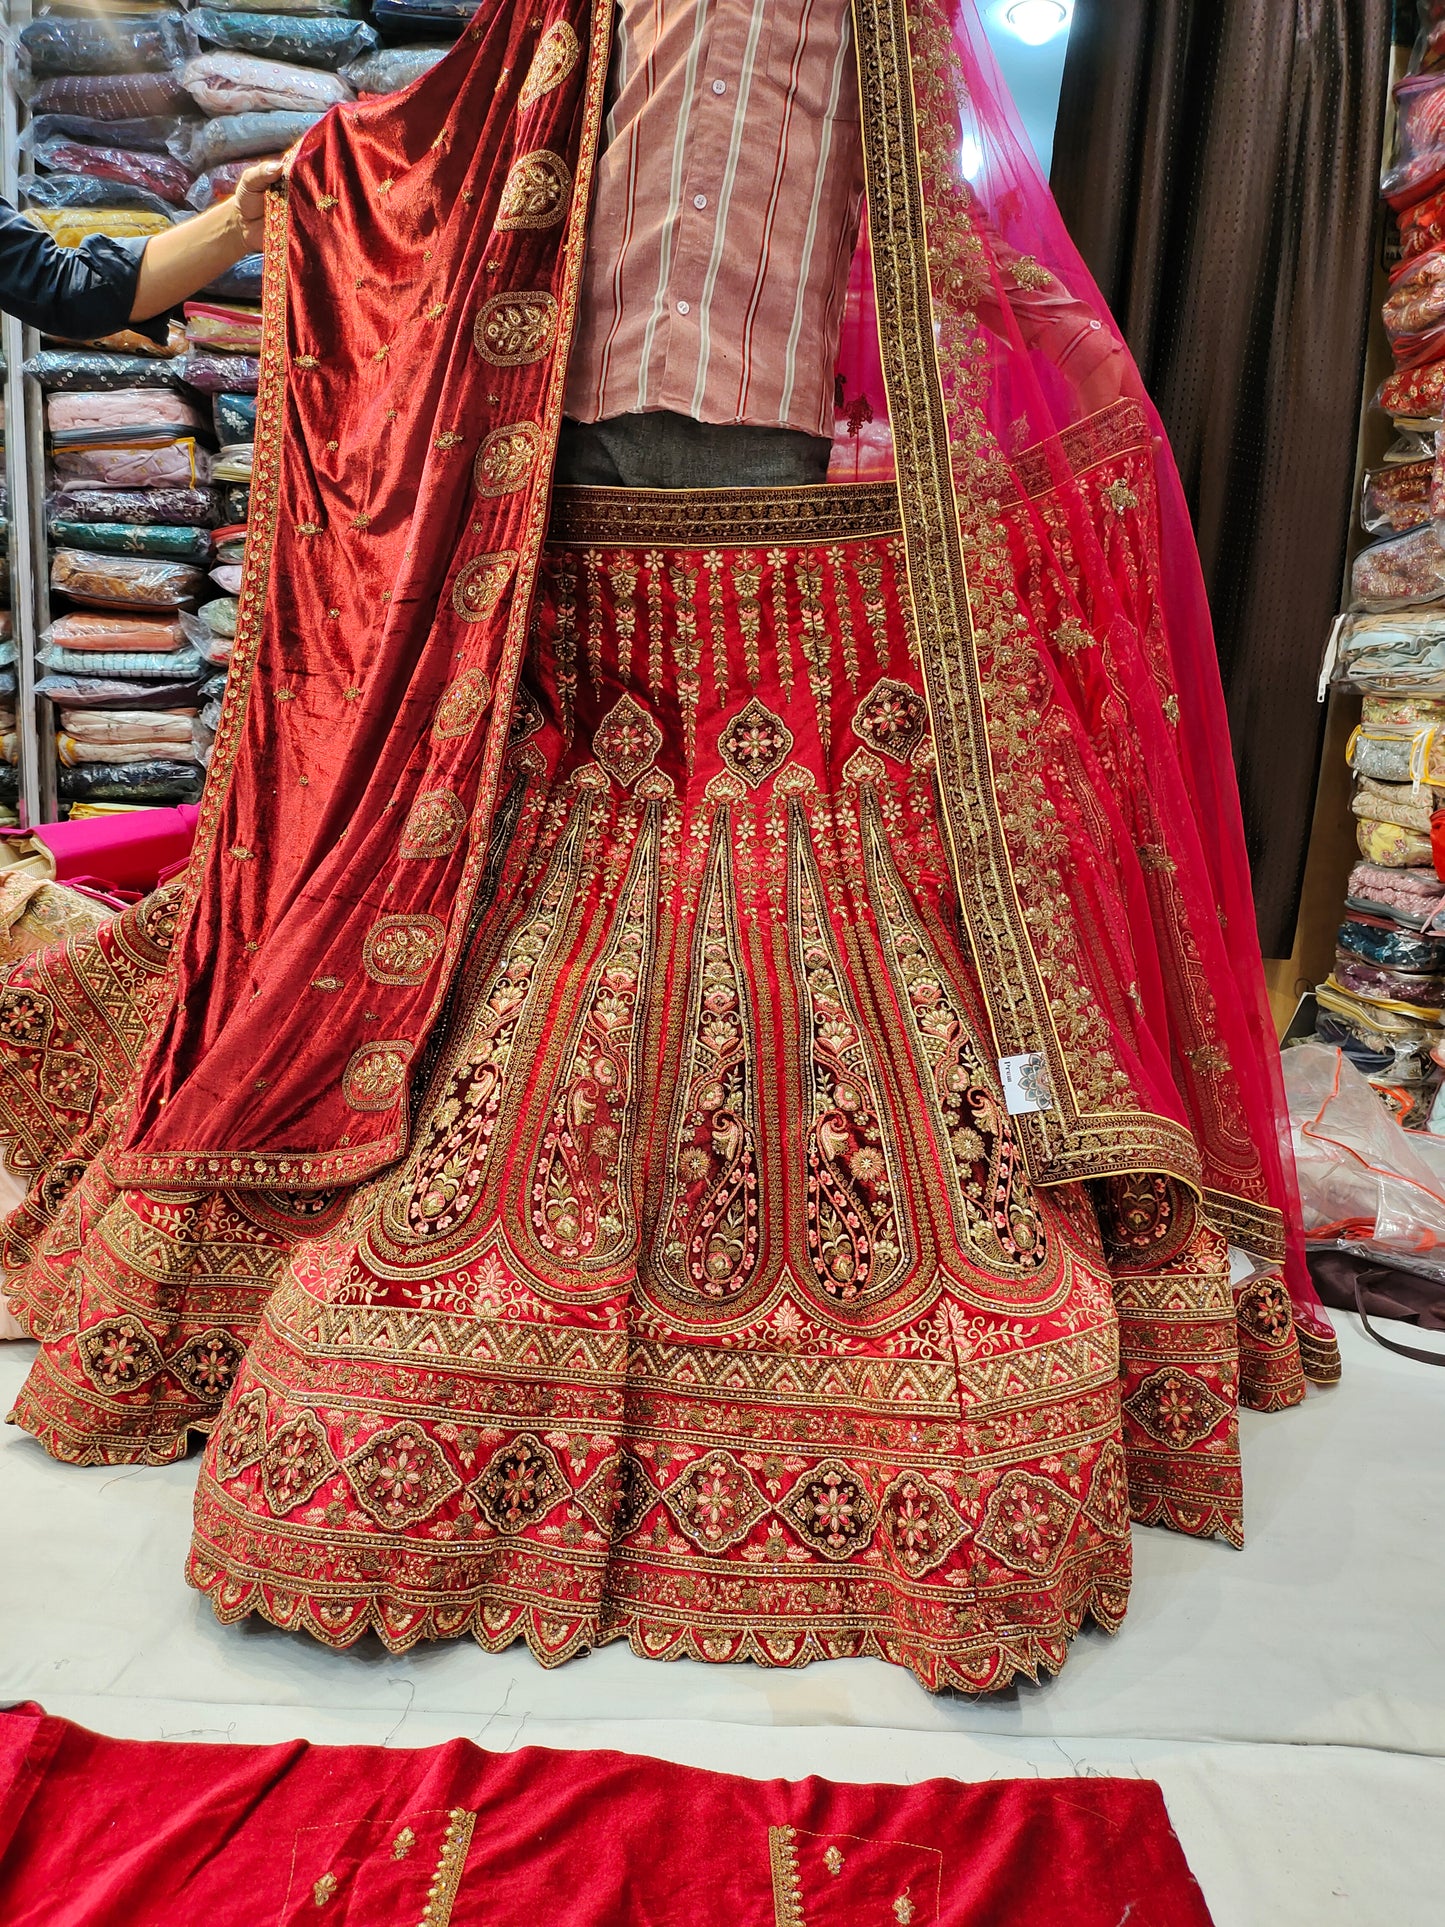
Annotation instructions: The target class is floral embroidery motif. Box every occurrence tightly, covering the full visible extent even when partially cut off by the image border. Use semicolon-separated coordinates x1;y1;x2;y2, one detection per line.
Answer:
342;1420;461;1530
363;914;447;986
1124;1367;1230;1450
852;678;928;764
313;1872;338;1905
879;1472;969;1577
519;19;580;106
0;986;52;1049
976;1471;1081;1577
1082;1440;1131;1538
575;1452;658;1537
658;826;761;1299
824;1847;844;1876
791;820;908;1301
496;149;573;230
781;1460;877;1561
592;693;663;787
452;552;518;624
530;819;656;1263
472;1432;565;1532
718;698;794;789
212;1387;267;1481
1235;1275;1295;1345
433;668;493;741
398;803;586;1241
666;1449;768;1550
473;292;559;365
399;789;468;860
475;422;541;497
894;1897;915;1925
77;1316;164;1394
1011;253;1053;291
392;1828;416;1860
170;1328;245;1403
342;1040;413;1112
259;1410;336;1516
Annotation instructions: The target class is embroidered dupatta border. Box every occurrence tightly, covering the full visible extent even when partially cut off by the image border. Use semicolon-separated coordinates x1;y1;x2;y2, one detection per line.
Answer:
109;0;619;1193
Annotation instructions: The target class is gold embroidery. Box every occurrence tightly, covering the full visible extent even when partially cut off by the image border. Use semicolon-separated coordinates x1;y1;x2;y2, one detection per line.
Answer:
520;19;581;106
311;976;342;991
343;1041;412;1112
452;552;518;623
894;1898;915;1924
433;668;492;740
294;354;319;369
1012;253;1053;291
852;678;927;763
392;1827;416;1860
1102;478;1139;513
294;521;320;537
313;1871;338;1905
826;546;861;689
418;1808;476;1927
719;698;794;789
433;431;463;450
703;549;728;700
1054;616;1092;656
593;693;662;787
768;1827;805;1927
824;1846;843;1876
228;846;253;861
496;150;573;230
734;555;764;684
363;914;447;986
473;291;559;365
476;421;541;497
351;511;372;530
399;789;467;860
668;562;702;763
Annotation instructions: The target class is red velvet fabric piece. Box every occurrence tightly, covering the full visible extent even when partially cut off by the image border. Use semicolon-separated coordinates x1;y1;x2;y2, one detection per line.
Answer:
0;1705;1213;1927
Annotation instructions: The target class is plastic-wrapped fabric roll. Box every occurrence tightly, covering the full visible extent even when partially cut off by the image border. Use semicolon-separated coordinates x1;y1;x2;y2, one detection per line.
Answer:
209;562;244;595
27;114;193;156
47;390;201;432
190;11;378;68
48;520;213;564
212;523;247;564
38;641;206;680
342;44;448;93
176;351;258;394
184;301;262;354
52;442;211;488
1362;460;1433;536
196;595;238;639
81;320;188;358
37;673;214;709
218;485;251;523
50;485;220;526
179;51;353;115
199;254;263;303
17;14;194;77
1356;817;1435;866
182;109;322;171
21;175;178;220
26;350;190;391
212;444;254;484
370;0;474;26
26;208;174;248
43;613;185;653
57;732;202;767
1352;526;1445;608
1338;915;1445;973
29;136;194;207
50;549;207;611
29;75;189;121
212;392;256;441
59;761;204;803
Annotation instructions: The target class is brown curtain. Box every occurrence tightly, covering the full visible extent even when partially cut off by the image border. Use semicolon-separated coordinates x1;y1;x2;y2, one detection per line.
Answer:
1050;0;1395;956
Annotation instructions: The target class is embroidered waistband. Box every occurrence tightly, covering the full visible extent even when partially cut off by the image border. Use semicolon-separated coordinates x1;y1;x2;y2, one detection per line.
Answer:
548;480;903;548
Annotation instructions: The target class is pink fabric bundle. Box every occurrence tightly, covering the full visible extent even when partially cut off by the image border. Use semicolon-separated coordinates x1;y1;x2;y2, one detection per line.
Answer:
47;392;202;433
1348;861;1445;917
183;302;263;355
180;52;352;117
46;613;185;653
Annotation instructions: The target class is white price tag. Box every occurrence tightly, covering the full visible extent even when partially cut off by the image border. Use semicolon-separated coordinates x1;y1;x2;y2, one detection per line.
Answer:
998;1052;1053;1116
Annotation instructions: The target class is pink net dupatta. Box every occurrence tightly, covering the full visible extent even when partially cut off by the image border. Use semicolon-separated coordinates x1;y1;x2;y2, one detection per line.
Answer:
830;0;1336;1371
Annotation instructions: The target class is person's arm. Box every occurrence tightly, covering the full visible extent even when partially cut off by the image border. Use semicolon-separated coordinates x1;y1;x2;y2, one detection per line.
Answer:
0;196;149;340
129;158;284;320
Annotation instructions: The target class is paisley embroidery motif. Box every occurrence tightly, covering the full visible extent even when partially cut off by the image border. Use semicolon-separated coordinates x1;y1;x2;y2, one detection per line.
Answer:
398;789;467;860
342;1040;413;1112
790;813;909;1302
363;914;447;986
496;150;573;230
528;813;657;1265
473;292;559;365
519;19;580;107
433;667;492;741
657;816;761;1300
862;798;1048;1277
452;552;518;623
474;422;540;497
395;800;588;1241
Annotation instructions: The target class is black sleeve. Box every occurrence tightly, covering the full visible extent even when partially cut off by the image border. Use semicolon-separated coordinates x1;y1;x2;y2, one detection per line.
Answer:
0;199;168;343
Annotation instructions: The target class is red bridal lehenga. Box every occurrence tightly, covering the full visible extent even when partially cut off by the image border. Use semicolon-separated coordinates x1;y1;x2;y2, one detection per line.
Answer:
1;0;1339;1690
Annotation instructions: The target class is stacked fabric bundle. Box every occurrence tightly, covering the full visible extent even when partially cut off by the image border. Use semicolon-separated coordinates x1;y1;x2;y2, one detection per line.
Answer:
0;351;13;826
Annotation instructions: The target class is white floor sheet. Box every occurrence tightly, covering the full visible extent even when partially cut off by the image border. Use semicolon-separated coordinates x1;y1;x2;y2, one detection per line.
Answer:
3;1314;1442;1924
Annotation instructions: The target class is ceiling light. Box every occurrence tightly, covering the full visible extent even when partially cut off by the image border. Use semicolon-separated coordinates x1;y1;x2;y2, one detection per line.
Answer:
1004;0;1071;46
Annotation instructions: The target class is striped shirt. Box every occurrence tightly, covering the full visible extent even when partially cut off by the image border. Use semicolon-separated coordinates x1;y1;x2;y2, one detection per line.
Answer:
563;0;866;439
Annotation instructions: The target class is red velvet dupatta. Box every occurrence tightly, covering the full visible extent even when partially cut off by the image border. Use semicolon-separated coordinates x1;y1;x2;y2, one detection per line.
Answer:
106;0;1336;1364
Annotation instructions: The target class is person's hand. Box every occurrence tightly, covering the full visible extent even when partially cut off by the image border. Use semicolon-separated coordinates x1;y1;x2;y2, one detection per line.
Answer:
232;159;286;248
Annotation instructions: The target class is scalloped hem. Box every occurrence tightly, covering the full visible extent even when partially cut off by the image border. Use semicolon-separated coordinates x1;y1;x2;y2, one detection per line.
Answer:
5;1382;216;1469
186;1549;1132;1697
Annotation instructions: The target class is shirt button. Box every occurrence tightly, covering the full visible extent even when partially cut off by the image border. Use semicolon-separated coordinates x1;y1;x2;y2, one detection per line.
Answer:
711;78;727;94
676;300;691;315
693;193;708;209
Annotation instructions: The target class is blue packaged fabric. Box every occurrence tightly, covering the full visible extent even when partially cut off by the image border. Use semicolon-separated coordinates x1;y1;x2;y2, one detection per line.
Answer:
22;174;177;219
37;642;206;680
369;0;470;32
190;10;378;68
342;43;447;92
1336;917;1445;974
19;14;193;77
28;113;197;156
185;109;323;170
200;253;263;303
213;392;257;442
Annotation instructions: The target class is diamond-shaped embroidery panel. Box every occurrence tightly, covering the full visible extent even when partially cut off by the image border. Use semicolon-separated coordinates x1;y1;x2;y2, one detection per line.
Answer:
1082;1439;1131;1538
593;693;663;787
170;1328;246;1403
211;1386;267;1481
77;1316;164;1395
975;1470;1080;1577
665;1448;768;1551
259;1410;337;1517
780;1458;877;1562
342;1420;461;1530
718;698;794;788
470;1432;566;1534
1124;1366;1231;1449
852;678;927;764
879;1471;969;1577
575;1452;658;1538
